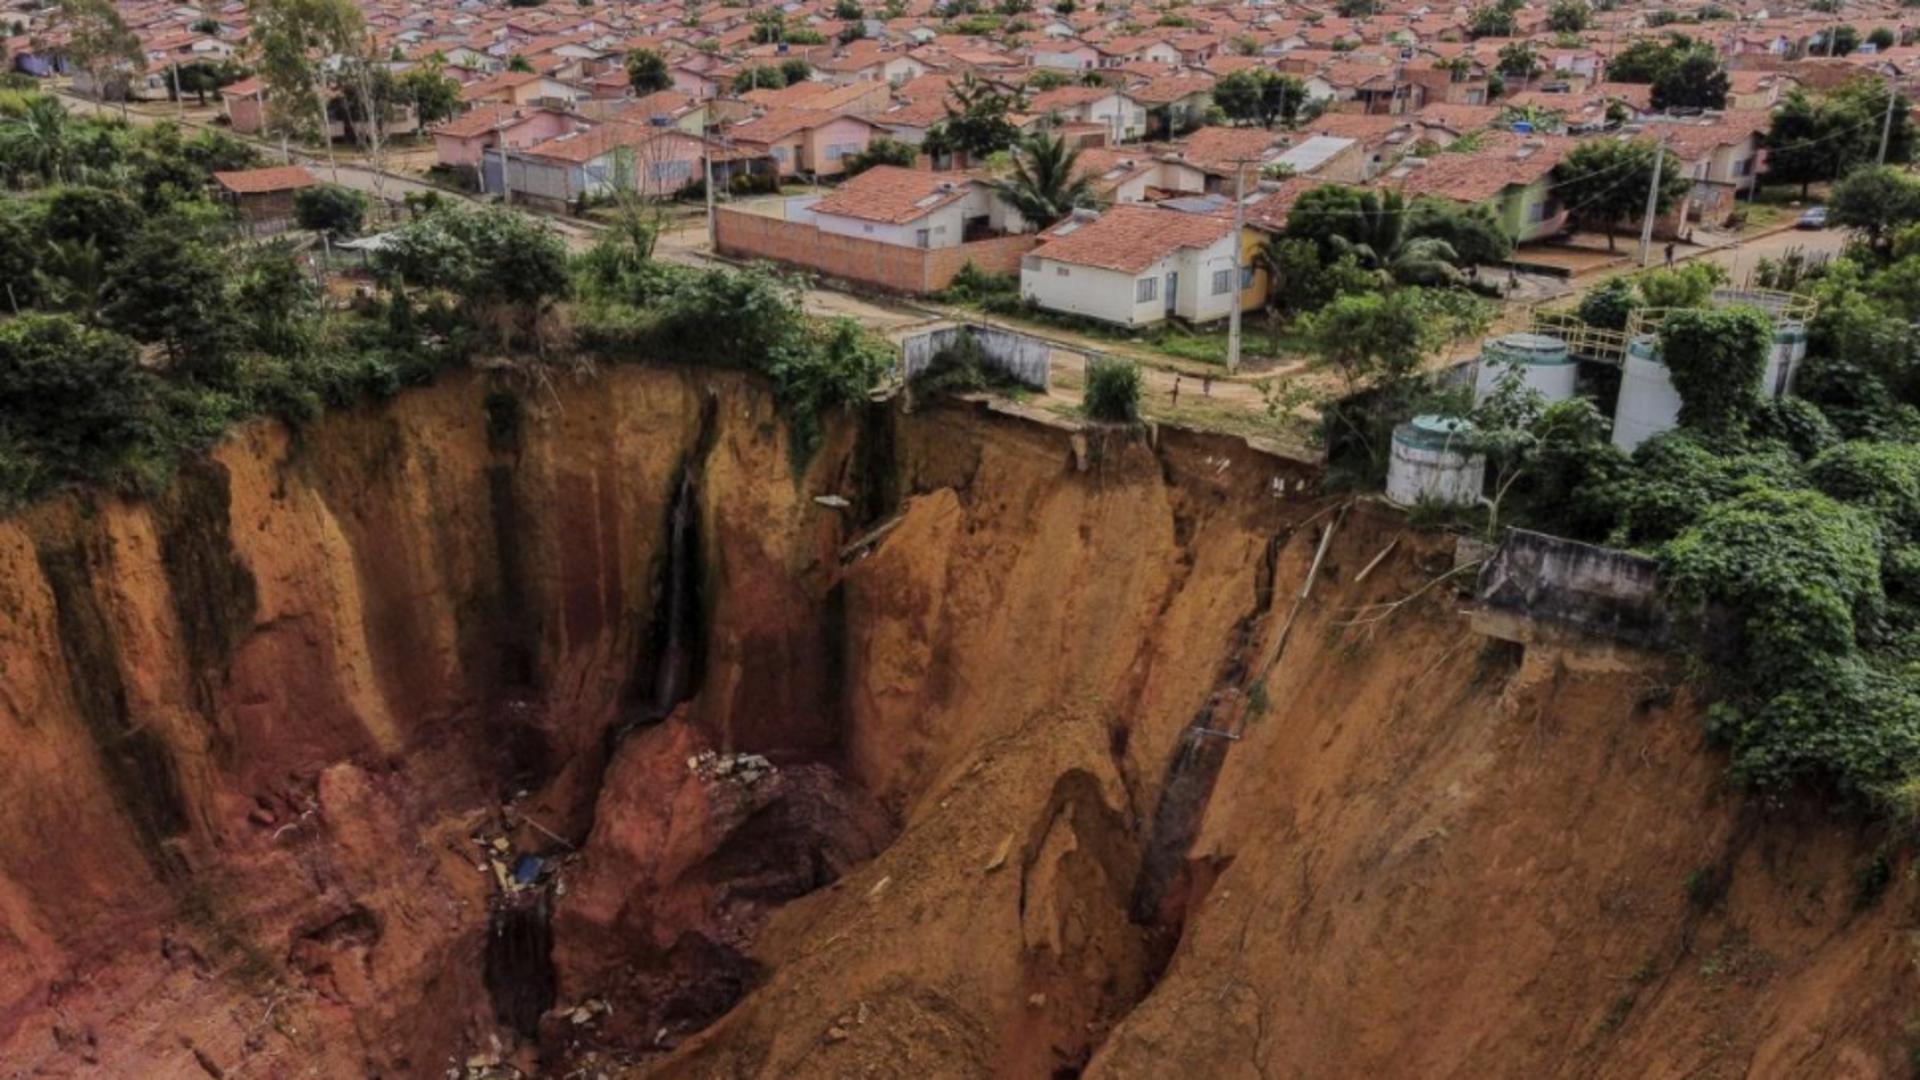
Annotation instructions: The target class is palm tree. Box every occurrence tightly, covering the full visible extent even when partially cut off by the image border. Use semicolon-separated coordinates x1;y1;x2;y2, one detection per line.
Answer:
995;132;1095;227
1322;190;1465;287
0;95;74;185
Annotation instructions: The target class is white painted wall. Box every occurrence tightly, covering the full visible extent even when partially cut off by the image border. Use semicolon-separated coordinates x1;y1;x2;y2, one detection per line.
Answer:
1021;230;1245;327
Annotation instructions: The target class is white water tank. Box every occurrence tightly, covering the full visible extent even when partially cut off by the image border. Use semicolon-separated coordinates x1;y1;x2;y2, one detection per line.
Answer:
1766;320;1807;398
1386;414;1484;507
1472;332;1577;404
1611;335;1682;453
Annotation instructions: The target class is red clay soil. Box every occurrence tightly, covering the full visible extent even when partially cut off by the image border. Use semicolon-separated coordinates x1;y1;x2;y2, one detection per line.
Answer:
0;369;1912;1079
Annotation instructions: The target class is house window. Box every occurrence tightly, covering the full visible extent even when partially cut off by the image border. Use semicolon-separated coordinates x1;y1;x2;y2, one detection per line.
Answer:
1529;200;1551;223
648;160;693;183
1056;266;1070;276
1241;265;1255;289
915;228;931;248
826;142;861;161
1212;269;1232;295
1136;277;1156;302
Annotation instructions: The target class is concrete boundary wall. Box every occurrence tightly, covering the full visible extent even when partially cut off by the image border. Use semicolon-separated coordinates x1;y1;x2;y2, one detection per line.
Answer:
1474;528;1669;645
900;323;1057;389
714;207;1035;295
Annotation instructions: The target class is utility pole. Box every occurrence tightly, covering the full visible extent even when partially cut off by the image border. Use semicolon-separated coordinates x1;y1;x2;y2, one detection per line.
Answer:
171;60;185;121
1226;157;1248;374
1879;76;1901;165
1637;137;1666;268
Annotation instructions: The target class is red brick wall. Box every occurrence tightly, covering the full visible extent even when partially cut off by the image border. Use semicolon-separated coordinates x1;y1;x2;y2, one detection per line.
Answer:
714;209;1036;295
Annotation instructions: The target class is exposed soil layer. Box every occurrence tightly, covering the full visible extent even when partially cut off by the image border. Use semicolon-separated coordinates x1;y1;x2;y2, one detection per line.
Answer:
0;368;1914;1079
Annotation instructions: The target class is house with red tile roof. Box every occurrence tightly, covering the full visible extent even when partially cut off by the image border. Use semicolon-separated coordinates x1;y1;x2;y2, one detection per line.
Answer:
725;108;881;177
1019;204;1257;327
797;165;1027;248
432;105;575;170
1390;132;1573;242
494;122;747;209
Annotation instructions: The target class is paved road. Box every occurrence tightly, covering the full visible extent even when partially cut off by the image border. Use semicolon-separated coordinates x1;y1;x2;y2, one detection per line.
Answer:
1700;223;1850;286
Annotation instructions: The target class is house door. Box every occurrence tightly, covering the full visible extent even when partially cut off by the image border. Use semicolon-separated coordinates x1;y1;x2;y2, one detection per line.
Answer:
1164;271;1178;315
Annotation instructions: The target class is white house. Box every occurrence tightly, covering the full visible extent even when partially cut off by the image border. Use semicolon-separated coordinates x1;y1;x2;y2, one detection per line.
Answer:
791;165;1028;248
1019;204;1256;328
1028;86;1150;143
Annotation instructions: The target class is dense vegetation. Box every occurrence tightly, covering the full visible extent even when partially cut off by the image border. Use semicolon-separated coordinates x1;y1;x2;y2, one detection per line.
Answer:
0;94;892;510
1470;177;1920;815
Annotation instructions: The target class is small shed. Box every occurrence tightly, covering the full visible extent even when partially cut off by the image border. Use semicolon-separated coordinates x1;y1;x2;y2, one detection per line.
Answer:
213;165;319;235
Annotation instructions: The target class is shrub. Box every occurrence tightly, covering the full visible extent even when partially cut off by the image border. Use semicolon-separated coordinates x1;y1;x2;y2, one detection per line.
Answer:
295;183;368;238
1657;305;1774;430
1578;275;1639;330
0;314;157;499
1083;358;1141;423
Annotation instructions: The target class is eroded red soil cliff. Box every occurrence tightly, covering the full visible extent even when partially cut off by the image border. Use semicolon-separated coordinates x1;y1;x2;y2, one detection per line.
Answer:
1;369;1912;1079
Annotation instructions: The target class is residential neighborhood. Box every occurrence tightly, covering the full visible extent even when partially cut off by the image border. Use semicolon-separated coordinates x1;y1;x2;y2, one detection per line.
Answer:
13;0;1920;1076
6;0;1905;317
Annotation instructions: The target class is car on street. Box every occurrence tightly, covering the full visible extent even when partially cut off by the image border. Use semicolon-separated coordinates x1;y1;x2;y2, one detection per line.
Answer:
1797;205;1829;230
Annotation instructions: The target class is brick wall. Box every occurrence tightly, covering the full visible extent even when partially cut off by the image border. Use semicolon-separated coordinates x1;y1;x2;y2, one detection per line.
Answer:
715;208;1036;295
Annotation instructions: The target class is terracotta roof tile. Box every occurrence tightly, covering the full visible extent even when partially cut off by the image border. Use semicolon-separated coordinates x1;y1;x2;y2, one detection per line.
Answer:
1029;203;1233;274
213;165;318;194
809;165;980;224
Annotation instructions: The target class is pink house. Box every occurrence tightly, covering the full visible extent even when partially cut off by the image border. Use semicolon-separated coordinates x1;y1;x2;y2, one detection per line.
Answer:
220;77;267;135
432;105;575;170
725;108;879;178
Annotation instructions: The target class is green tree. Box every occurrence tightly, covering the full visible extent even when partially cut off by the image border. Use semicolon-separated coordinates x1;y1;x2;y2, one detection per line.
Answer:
295;182;367;237
1546;0;1590;32
1553;138;1688;252
1577;274;1639;329
399;62;462;125
249;0;366;144
100;211;235;371
1606;36;1680;82
0;314;156;491
994;131;1095;226
0;94;74;184
1211;68;1307;128
376;205;570;351
751;9;789;43
1468;365;1612;537
780;58;812;84
1467;4;1516;38
924;72;1019;161
626;47;672;93
1651;46;1729;110
1300;288;1444;395
1830;165;1920;254
508;54;535;73
1763;87;1827;197
1497;42;1540;82
1823;24;1861;55
835;0;863;17
840;136;916;176
171;59;246;104
39;185;142;260
733;65;788;92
